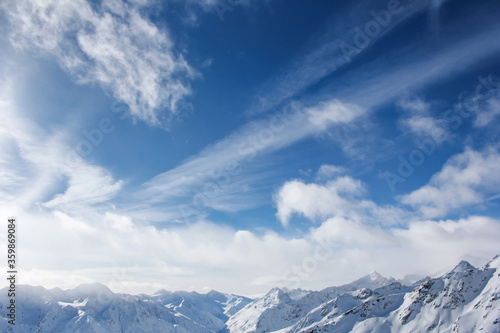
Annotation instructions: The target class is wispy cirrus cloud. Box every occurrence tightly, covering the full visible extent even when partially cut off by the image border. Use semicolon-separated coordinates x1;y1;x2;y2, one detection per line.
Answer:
245;0;435;116
129;99;366;221
428;0;449;33
0;81;122;214
323;24;500;111
2;0;197;127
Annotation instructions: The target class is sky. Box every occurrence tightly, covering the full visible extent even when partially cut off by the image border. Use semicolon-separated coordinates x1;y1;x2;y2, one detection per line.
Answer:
1;0;500;296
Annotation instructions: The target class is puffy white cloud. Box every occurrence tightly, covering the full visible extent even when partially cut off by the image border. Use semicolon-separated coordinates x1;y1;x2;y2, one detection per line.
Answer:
275;177;361;226
274;175;408;227
2;0;196;127
400;148;500;218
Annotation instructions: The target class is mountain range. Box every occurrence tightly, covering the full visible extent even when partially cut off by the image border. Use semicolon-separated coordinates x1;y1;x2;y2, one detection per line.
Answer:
1;255;500;332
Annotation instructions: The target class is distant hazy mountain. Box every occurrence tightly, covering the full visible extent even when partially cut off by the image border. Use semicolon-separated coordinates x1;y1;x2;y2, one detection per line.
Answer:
2;255;500;332
0;284;250;332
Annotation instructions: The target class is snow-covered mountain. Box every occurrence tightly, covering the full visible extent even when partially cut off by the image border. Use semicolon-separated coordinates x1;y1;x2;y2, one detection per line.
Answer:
1;255;500;332
227;270;402;333
229;256;500;333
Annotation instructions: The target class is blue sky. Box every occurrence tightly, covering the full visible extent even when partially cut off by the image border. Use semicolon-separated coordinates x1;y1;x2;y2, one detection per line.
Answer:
1;0;500;295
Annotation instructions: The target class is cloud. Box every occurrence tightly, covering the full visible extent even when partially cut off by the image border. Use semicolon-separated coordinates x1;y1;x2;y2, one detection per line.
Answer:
246;23;500;168
475;92;500;127
246;0;435;115
0;81;122;214
397;98;449;144
189;0;254;10
400;148;500;218
319;23;500;112
4;203;499;295
2;0;196;127
274;176;408;227
43;167;123;210
307;99;365;129
275;177;362;226
316;164;347;180
428;0;449;34
451;75;500;128
1;207;313;295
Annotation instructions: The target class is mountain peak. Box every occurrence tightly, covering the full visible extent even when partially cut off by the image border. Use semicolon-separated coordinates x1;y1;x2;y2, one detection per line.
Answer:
344;271;393;291
451;260;475;273
266;287;286;297
369;271;385;281
206;290;225;298
262;287;291;304
73;282;113;295
152;289;172;296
